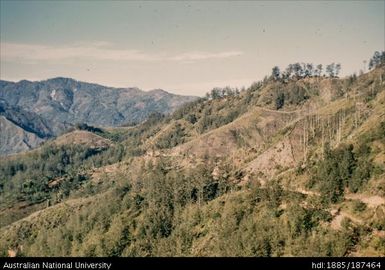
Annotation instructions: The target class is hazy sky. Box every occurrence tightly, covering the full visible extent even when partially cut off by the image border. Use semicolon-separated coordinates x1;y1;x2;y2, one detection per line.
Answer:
1;1;384;96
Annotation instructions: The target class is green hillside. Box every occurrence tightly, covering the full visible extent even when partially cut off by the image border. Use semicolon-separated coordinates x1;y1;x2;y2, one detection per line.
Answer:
1;53;385;257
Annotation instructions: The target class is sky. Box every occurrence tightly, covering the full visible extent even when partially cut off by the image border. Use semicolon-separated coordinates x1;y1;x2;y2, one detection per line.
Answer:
1;1;384;96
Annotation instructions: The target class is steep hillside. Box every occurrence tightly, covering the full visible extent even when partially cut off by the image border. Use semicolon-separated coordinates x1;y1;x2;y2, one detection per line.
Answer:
0;78;197;155
0;100;56;139
0;116;45;155
1;60;385;257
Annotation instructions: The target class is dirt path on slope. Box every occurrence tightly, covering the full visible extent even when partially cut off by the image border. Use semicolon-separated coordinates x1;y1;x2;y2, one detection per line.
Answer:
345;193;385;208
330;211;364;230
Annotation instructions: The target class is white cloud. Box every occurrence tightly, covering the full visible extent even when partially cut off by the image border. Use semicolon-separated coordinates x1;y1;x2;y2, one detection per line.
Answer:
170;51;243;62
0;42;243;63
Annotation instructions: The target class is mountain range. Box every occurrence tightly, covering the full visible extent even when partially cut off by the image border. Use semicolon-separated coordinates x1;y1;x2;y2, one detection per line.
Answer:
0;78;196;155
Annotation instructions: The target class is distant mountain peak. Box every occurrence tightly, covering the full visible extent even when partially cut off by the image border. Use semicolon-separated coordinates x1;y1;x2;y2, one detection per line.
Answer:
0;77;198;155
45;77;77;83
18;79;33;84
148;89;169;95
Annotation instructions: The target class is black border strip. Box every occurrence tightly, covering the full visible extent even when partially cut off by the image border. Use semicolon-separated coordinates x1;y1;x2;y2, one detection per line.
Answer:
0;257;384;270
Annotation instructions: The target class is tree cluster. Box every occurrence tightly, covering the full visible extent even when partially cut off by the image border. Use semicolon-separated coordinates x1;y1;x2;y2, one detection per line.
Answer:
206;86;241;100
0;144;99;207
309;119;384;205
272;62;341;80
273;85;310;109
74;123;103;133
368;51;385;70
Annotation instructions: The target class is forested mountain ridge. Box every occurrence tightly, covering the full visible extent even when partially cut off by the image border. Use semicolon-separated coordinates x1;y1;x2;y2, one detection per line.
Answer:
0;52;385;257
0;78;197;155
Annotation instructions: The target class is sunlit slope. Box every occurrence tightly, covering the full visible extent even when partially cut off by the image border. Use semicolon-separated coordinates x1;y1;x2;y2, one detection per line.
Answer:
1;66;384;257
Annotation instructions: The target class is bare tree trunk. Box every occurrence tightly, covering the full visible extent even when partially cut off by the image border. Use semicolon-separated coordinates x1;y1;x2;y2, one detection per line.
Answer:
303;117;307;163
321;118;325;159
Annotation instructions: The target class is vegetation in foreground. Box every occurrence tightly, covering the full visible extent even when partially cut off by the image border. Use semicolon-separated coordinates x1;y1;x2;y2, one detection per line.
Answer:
0;52;385;257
